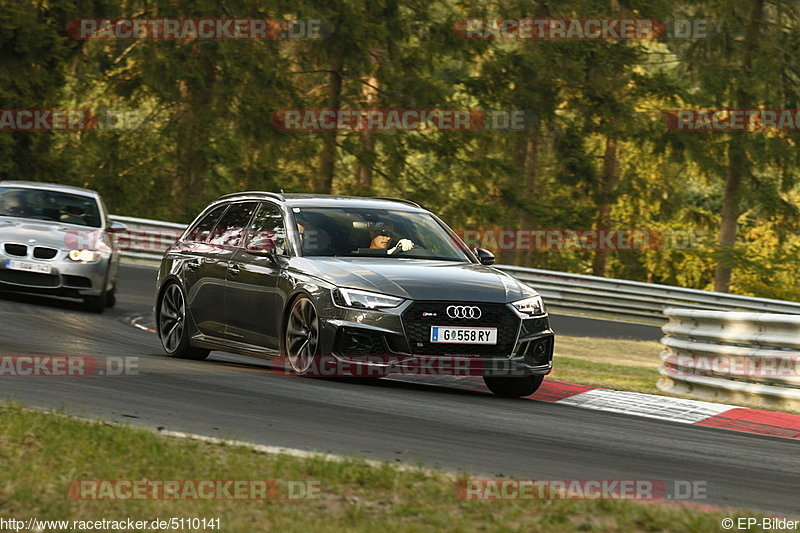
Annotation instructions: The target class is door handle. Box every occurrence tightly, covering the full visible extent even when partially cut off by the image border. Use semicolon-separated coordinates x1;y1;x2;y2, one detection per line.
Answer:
186;260;200;271
228;263;241;276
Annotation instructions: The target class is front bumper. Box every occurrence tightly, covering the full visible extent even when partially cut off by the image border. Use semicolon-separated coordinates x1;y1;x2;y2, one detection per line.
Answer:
0;250;111;298
314;295;554;378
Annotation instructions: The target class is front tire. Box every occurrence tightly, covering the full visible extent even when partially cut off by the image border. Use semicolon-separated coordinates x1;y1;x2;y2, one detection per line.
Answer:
105;285;117;308
283;295;320;375
83;292;106;313
157;282;209;360
483;374;544;398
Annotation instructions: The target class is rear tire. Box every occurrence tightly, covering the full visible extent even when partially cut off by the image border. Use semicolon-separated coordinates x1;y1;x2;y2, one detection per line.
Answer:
157;282;209;360
483;374;544;398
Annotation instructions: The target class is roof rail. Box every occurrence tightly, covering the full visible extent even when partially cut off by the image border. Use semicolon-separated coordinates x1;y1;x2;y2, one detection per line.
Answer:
369;197;422;208
218;190;285;202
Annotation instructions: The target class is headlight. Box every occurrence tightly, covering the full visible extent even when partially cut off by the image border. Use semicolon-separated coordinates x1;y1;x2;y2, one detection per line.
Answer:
332;288;404;310
68;249;100;262
512;294;546;316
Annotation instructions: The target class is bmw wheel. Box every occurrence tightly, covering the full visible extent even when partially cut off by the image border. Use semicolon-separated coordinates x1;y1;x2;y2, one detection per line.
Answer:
105;284;117;308
83;292;106;313
158;282;209;360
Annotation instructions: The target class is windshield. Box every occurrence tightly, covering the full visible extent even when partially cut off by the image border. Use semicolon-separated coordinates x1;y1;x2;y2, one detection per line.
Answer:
293;207;471;261
0;187;102;228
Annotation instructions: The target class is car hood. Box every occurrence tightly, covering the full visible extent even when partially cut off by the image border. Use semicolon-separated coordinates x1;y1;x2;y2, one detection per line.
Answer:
290;257;537;303
0;216;100;250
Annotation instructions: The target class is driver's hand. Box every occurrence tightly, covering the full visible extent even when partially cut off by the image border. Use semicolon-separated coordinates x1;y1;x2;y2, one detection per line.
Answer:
388;239;414;254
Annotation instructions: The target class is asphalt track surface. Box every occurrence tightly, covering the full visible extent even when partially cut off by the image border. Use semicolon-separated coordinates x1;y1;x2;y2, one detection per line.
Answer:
0;264;797;515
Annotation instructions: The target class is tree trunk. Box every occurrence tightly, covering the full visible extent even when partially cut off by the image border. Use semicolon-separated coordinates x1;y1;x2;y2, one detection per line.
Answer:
713;0;764;292
591;136;618;277
354;48;381;194
171;49;215;218
316;55;344;194
515;127;539;266
714;145;744;291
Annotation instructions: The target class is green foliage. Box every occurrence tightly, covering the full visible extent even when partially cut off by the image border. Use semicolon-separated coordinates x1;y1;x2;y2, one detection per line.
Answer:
2;0;799;297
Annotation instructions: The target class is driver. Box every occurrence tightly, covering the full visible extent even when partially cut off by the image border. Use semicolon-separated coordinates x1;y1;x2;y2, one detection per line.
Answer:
368;224;414;254
60;204;86;225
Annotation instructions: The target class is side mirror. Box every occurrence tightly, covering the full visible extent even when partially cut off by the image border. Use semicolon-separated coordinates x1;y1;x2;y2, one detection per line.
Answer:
246;243;276;257
474;247;495;265
108;220;127;233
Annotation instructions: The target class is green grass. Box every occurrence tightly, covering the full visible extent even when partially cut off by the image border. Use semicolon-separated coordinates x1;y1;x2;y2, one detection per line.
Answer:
550;334;672;394
551;356;663;393
0;403;772;532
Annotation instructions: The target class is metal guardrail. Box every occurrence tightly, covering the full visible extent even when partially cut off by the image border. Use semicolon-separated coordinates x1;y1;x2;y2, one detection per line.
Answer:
658;308;800;407
109;215;800;320
109;215;185;263
501;265;800;319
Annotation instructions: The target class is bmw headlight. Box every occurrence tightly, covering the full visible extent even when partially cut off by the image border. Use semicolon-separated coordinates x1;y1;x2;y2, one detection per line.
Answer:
511;294;546;316
332;288;404;310
68;249;100;262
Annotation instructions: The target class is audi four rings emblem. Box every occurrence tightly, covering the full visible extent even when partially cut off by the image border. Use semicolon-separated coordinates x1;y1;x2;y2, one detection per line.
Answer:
446;305;482;319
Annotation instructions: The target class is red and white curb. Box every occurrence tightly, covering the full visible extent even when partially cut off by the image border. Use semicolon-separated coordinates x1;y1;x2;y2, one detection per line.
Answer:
130;315;156;334
534;380;800;440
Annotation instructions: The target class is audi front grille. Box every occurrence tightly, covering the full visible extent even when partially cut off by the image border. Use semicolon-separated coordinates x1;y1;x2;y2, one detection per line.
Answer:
401;301;520;356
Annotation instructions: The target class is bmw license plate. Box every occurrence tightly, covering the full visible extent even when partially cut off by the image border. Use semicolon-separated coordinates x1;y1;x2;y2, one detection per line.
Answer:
430;326;497;344
4;259;52;274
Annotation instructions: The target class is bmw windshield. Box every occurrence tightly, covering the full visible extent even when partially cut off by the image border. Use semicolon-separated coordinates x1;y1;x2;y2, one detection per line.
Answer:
0;187;102;228
292;207;471;261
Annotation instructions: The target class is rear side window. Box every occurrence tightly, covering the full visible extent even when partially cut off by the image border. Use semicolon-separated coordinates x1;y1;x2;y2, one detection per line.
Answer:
208;202;258;247
186;204;228;243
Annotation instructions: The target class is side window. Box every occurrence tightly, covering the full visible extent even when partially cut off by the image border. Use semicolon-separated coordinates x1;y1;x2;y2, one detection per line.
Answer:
186;204;228;243
208;202;258;247
245;203;287;255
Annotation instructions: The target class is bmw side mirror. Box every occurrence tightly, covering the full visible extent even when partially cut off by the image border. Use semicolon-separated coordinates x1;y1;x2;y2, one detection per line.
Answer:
474;247;495;265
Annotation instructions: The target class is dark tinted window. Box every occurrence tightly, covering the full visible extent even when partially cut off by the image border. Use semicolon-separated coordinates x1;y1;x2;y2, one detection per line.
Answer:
245;203;288;255
187;204;228;243
208;202;258;247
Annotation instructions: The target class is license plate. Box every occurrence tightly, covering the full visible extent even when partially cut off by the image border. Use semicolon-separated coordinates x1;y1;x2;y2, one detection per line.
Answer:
430;326;497;345
4;259;52;274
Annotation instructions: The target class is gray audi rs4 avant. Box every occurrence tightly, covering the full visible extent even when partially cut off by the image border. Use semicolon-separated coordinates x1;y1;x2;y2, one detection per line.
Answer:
154;193;554;397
